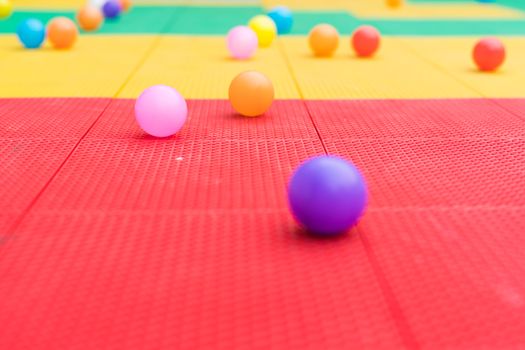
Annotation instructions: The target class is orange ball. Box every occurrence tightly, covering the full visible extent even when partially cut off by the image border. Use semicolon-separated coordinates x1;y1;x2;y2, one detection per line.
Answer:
309;24;339;57
119;0;132;11
77;5;103;32
47;17;78;49
386;0;403;8
229;71;274;117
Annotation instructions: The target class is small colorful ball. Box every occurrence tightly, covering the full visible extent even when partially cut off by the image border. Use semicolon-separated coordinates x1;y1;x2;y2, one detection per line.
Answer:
16;18;45;49
309;24;339;57
352;25;381;57
118;0;132;11
288;156;368;236
386;0;403;8
88;0;106;8
135;85;188;138
77;5;104;32
248;15;277;48
473;37;505;72
229;71;274;117
226;25;258;60
267;6;293;35
102;0;121;19
47;17;78;49
0;0;13;19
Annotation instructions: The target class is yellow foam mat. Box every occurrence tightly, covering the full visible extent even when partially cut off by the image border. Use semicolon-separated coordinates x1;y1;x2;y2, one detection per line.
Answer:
3;35;525;99
262;0;524;19
118;36;300;99
0;36;156;98
400;37;525;98
280;36;478;99
11;0;85;9
134;0;261;5
345;1;524;19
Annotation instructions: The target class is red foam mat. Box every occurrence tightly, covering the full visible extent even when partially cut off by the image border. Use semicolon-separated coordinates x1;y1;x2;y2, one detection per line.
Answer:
305;99;525;140
89;99;321;141
0;98;110;139
359;209;525;348
1;98;525;349
326;138;525;208
0;99;110;232
0;212;402;349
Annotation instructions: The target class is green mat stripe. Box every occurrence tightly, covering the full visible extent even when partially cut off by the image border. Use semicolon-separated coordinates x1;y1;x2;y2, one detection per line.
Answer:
2;5;525;36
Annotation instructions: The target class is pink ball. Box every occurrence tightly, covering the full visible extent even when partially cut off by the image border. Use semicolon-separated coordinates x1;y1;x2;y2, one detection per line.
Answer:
135;85;188;138
226;25;258;60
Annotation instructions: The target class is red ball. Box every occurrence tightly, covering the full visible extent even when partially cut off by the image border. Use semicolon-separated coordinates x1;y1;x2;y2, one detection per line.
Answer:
473;37;505;72
352;25;381;57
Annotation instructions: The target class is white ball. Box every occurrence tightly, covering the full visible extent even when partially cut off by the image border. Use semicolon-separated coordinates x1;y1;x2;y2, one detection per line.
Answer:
87;0;106;9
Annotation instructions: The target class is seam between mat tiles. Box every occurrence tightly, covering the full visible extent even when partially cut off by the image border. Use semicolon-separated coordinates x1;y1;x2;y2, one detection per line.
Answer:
486;98;525;124
2;100;112;241
277;38;419;348
396;37;525;123
357;227;419;349
1;24;173;242
494;1;525;14
276;38;328;154
396;38;485;98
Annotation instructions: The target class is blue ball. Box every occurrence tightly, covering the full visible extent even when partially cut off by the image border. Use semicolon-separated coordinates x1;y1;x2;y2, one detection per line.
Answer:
102;0;121;19
16;18;45;49
288;156;368;236
268;6;293;34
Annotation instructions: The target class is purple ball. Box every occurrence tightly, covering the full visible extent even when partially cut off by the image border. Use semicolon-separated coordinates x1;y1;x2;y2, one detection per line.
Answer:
102;0;121;19
288;156;368;236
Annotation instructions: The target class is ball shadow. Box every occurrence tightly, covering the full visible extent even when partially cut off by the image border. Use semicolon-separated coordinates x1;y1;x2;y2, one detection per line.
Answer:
466;67;505;75
10;46;54;52
348;54;381;61
132;132;183;141
229;112;246;120
291;225;354;244
302;53;336;60
222;56;256;63
227;110;269;120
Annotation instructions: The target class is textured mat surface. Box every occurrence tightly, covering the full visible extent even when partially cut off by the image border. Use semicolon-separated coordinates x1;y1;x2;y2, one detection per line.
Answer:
2;0;525;348
0;36;157;98
401;37;525;98
118;36;300;99
280;37;478;99
0;98;110;232
9;35;525;99
1;98;525;349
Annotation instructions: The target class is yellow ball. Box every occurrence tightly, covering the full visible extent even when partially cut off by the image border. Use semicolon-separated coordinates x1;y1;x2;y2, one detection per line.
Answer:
248;15;277;48
0;0;13;19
